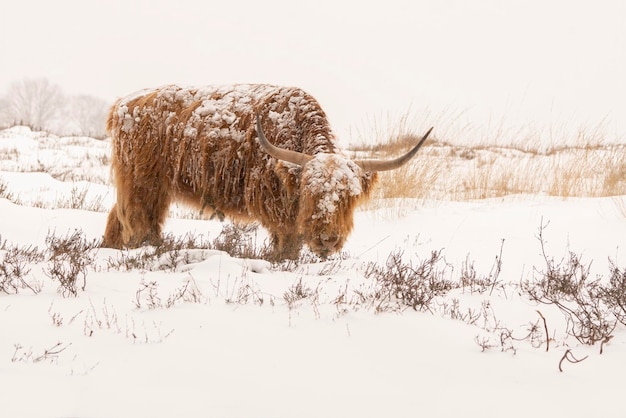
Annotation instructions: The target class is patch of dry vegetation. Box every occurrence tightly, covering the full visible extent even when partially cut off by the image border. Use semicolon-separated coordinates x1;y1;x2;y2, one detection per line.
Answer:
352;115;626;204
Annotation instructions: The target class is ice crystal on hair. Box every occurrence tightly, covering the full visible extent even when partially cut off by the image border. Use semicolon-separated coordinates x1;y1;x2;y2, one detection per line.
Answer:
305;154;363;221
105;83;378;260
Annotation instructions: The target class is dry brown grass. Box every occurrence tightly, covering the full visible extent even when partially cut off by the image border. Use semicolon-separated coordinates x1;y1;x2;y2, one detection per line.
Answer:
352;113;626;207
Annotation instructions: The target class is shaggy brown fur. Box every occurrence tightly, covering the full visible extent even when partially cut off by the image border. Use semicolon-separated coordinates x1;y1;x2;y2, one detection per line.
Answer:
102;84;377;260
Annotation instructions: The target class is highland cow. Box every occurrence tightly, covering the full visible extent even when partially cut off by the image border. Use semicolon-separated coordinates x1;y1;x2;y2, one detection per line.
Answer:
102;84;432;260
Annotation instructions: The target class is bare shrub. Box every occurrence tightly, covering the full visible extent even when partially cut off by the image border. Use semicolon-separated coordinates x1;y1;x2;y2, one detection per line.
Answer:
44;229;98;296
211;223;268;259
0;177;10;198
106;232;211;271
58;184;106;212
359;249;455;312
12;341;71;364
474;335;497;352
224;279;265;306
0;177;21;205
134;276;204;310
459;240;505;296
521;222;616;345
134;279;162;309
107;248;158;272
0;241;45;294
439;298;481;325
109;226;262;273
283;277;319;310
165;276;204;307
599;261;626;326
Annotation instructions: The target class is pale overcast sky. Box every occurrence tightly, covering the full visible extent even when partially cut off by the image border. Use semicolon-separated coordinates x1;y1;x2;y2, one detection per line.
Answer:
1;0;624;142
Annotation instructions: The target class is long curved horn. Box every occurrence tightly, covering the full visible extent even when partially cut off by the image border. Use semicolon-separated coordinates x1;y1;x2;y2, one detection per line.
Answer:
355;127;433;172
256;114;313;166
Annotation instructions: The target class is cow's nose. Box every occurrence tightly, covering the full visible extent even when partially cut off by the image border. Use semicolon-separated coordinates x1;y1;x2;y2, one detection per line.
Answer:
322;234;340;249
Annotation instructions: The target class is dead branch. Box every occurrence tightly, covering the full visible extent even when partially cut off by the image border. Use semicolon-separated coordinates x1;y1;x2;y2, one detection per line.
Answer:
536;310;550;352
558;349;588;372
600;335;613;355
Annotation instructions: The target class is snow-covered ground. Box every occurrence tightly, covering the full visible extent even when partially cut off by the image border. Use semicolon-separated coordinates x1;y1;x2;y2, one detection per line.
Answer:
1;126;626;417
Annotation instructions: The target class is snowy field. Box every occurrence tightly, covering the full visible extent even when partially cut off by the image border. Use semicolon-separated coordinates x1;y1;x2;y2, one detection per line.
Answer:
1;126;626;418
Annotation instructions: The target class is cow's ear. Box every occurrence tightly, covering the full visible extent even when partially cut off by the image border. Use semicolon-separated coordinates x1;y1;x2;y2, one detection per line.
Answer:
359;171;378;198
273;161;301;194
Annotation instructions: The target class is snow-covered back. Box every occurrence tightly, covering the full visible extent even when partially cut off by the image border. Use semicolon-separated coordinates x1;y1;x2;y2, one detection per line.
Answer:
115;85;331;146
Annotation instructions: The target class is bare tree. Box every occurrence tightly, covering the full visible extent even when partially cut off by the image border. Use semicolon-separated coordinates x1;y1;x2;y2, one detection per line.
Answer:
4;78;63;131
0;78;110;138
0;96;10;128
65;95;109;138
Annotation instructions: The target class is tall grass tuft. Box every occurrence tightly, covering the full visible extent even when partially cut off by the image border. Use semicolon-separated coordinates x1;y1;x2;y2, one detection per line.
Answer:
352;112;626;205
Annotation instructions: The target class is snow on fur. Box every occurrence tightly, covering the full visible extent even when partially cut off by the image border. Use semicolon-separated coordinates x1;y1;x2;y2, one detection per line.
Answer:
104;84;377;259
